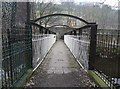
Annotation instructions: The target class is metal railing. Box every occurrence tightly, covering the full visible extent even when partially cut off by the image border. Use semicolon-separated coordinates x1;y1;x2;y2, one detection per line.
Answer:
32;34;56;70
64;30;90;70
1;2;32;88
64;24;97;70
31;19;56;71
94;29;120;88
64;27;120;88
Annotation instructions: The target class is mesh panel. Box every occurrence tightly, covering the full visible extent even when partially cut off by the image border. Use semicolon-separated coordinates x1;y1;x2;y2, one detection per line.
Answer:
2;2;32;88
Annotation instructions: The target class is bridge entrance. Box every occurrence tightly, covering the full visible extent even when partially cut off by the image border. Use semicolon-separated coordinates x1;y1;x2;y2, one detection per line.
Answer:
31;13;97;70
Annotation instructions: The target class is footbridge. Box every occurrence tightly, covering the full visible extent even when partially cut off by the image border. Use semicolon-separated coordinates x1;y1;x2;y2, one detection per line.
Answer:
1;2;120;89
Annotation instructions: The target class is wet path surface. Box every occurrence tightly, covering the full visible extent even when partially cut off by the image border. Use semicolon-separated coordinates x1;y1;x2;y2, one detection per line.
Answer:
25;40;96;88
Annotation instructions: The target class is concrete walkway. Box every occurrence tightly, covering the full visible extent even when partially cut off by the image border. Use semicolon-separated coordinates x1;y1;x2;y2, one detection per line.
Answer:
25;40;96;88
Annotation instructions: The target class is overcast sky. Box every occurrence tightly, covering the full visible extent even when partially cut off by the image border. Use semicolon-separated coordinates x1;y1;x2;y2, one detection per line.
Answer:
39;0;119;7
1;0;119;8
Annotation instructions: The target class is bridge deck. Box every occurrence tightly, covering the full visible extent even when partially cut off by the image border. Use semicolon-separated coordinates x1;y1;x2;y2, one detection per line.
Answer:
25;40;96;87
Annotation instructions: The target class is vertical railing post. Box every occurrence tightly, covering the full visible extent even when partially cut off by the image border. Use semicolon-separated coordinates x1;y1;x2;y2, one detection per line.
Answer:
7;28;14;85
30;23;33;69
9;2;17;85
0;2;2;88
78;29;82;40
73;30;76;35
26;2;33;69
89;23;97;70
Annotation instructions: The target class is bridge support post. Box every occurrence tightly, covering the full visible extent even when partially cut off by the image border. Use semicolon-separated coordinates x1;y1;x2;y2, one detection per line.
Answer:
26;2;33;69
89;23;97;70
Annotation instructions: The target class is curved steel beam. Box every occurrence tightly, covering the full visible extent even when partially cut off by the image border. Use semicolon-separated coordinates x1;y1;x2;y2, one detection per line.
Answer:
32;13;89;24
46;24;76;29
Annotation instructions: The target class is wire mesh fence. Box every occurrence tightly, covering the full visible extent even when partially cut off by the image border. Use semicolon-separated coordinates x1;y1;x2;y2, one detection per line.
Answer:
1;2;32;88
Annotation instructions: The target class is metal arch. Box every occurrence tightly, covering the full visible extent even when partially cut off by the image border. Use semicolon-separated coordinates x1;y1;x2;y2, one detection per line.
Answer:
32;13;89;24
46;24;77;29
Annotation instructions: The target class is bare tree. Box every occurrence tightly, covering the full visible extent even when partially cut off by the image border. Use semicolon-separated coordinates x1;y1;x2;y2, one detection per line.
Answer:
32;1;62;27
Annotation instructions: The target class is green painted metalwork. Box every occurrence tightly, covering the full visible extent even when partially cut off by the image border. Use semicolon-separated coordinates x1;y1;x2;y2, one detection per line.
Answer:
1;2;32;88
